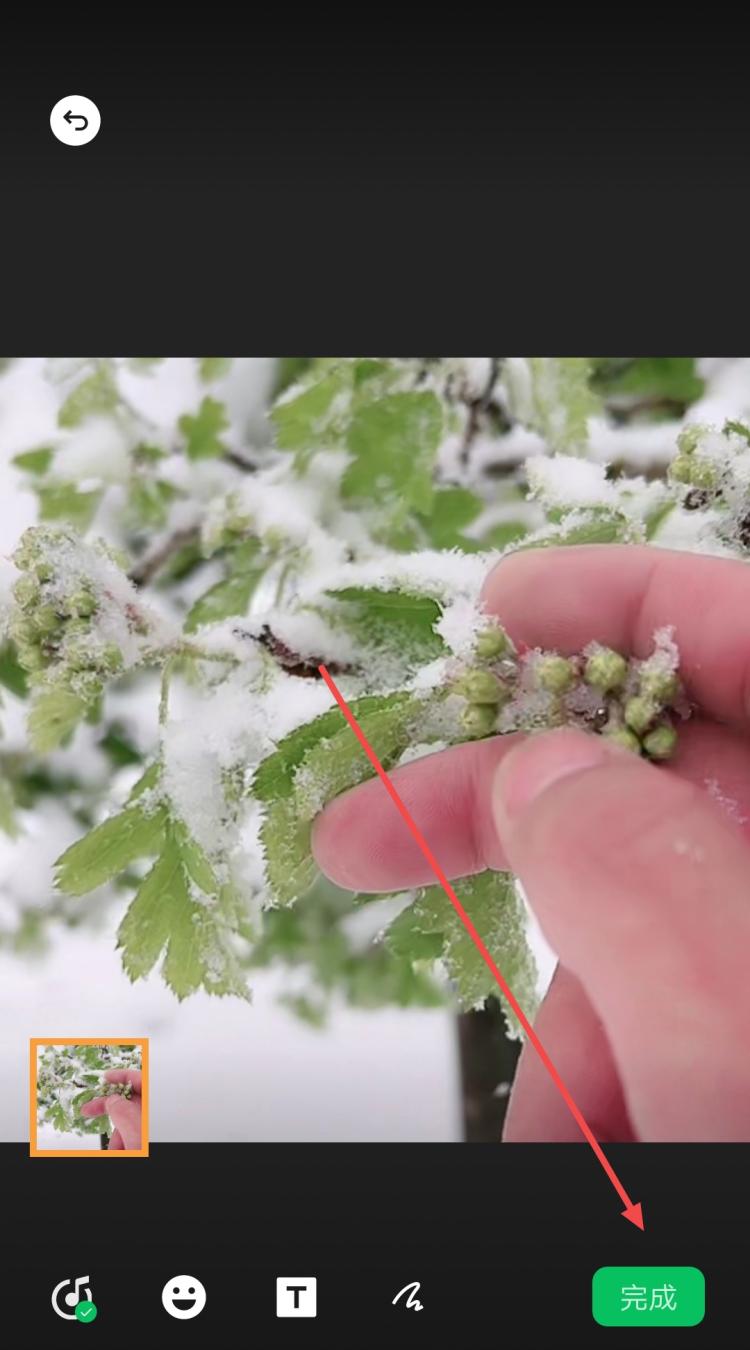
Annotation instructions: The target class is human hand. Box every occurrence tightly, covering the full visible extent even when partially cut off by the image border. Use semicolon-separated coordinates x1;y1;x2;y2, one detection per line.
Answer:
312;545;750;1142
80;1069;142;1149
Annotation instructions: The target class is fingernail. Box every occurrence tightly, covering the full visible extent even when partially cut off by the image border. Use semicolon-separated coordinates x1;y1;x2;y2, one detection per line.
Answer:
494;729;609;824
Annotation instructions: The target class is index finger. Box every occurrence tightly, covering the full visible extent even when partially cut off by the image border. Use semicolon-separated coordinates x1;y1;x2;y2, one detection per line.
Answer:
483;545;750;728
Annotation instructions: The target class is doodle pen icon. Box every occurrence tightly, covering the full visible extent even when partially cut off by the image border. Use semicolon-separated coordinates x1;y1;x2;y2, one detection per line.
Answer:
392;1281;424;1311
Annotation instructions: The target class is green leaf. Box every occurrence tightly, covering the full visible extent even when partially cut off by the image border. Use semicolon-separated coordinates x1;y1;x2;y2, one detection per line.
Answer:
127;478;178;528
0;778;19;838
13;447;54;475
253;692;413;804
386;870;538;1033
724;418;750;445
117;826;249;999
271;364;350;452
645;500;676;539
418;486;483;549
0;643;28;698
178;396;230;460
252;707;349;803
199;357;233;383
184;539;265;632
250;877;442;1016
481;520;529;550
273;356;313;398
99;726;143;767
516;358;597;454
55;801;168;896
259;693;418;906
38;484;103;530
58;366;118;428
511;509;635;552
324;586;445;661
342;390;443;513
27;688;87;752
593;357;704;407
127;357;165;372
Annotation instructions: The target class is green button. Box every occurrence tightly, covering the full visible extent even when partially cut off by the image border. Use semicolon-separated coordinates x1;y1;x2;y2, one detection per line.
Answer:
592;1267;704;1327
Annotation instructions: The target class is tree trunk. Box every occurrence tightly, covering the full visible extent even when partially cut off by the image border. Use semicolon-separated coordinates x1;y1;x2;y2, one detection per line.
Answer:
458;998;520;1141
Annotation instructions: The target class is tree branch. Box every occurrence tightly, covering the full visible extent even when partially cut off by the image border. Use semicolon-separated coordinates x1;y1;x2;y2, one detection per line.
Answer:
128;525;201;587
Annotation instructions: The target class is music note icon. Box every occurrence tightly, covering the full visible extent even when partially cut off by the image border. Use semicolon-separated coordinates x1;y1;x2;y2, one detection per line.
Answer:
52;1275;94;1320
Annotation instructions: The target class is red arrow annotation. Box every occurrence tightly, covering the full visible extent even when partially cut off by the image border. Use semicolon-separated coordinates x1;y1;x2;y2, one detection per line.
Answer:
318;664;645;1232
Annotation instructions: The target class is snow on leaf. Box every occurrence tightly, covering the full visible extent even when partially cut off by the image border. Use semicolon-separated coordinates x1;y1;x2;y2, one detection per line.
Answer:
271;363;351;454
342;391;443;514
505;357;596;454
525;454;616;511
58;365;119;428
508;508;638;554
385;870;538;1035
324;586;446;664
259;692;423;906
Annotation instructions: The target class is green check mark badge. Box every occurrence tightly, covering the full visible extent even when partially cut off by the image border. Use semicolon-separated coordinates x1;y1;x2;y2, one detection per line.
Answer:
75;1301;98;1323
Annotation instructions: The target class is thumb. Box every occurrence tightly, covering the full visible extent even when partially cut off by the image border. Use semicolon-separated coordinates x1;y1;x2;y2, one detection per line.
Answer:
492;727;750;1141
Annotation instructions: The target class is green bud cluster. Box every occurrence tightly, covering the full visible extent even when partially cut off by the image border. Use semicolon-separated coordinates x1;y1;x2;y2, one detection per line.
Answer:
452;631;681;762
100;1081;134;1100
669;455;718;490
10;528;130;745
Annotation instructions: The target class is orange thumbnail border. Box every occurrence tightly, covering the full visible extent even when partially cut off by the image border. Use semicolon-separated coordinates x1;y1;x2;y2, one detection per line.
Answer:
29;1037;149;1158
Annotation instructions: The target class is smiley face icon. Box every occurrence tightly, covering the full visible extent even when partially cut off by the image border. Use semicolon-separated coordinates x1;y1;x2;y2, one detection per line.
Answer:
161;1275;207;1320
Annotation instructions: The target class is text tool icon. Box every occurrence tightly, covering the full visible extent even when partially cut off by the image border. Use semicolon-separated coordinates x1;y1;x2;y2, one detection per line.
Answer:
276;1277;317;1318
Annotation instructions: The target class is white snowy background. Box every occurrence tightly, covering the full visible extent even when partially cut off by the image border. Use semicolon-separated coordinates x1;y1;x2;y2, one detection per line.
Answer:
4;357;748;1147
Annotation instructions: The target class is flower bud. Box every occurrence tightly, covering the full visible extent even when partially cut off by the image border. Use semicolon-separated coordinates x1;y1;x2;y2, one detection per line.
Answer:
584;647;628;692
535;655;575;694
459;669;506;704
69;587;97;618
474;625;509;660
603;725;641;754
13;574;41;608
460;703;497;738
639;668;679;703
669;455;693;484
29;604;61;638
624;695;658;735
642;723;677;760
99;643;125;675
677;425;702;457
15;641;45;672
